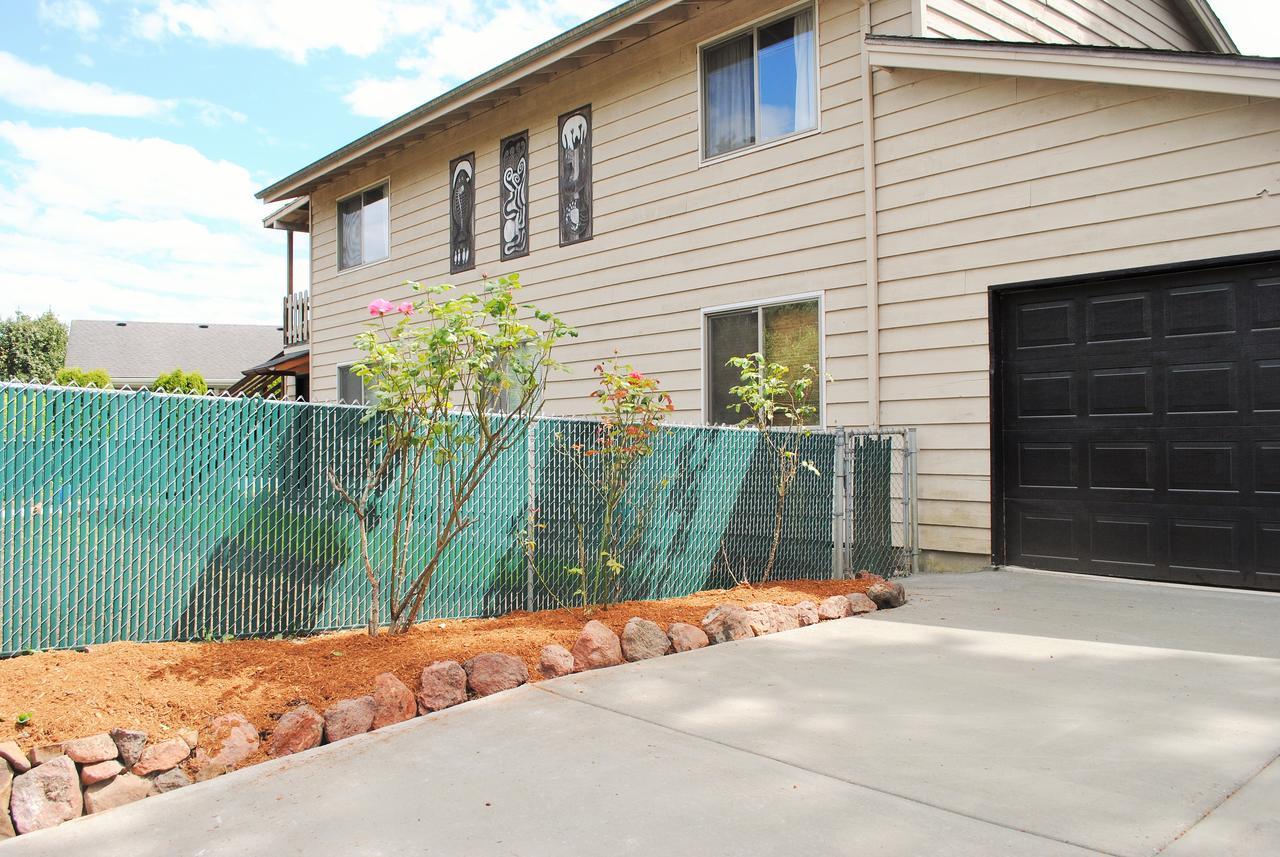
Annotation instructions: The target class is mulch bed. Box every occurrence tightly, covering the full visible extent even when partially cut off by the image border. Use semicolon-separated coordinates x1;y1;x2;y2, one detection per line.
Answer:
0;577;883;765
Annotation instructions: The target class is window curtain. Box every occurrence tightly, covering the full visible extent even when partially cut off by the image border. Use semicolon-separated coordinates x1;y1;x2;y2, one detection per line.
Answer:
339;197;362;269
792;8;816;132
704;33;755;157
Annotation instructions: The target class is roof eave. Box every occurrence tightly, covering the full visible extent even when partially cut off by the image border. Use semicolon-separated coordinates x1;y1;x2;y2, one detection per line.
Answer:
255;0;684;203
865;36;1280;100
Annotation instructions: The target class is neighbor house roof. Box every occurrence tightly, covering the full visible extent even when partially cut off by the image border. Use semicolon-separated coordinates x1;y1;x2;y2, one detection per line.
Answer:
65;320;283;387
255;0;1241;205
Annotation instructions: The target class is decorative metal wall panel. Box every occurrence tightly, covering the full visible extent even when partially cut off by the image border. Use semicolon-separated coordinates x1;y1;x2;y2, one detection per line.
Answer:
449;152;475;274
498;131;529;260
558;105;592;245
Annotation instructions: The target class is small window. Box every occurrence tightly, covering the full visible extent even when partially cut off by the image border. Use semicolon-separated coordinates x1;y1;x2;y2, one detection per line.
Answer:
337;365;368;404
706;298;821;425
701;6;817;159
337;182;390;270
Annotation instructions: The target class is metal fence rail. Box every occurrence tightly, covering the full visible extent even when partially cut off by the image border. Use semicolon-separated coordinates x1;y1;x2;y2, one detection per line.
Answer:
0;383;913;653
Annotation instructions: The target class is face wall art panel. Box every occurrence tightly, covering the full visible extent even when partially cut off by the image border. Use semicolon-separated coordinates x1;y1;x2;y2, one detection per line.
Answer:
499;131;530;260
449;152;475;273
558;106;592;245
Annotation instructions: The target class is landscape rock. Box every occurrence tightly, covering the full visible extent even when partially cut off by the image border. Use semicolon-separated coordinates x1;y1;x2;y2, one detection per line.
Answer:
0;760;15;838
371;673;417;729
83;773;153;814
196;713;259;771
817;595;853;620
537;644;575;679
27;745;64;767
621;617;671;661
417;660;468;714
109;728;148;769
132;737;191;776
79;759;123;786
150;768;192;793
267;705;323;757
178;728;199;750
9;756;82;834
744;602;800;636
667;622;710;653
867;580;907;609
792;601;819;626
323;697;376;743
571;620;624;671
846;592;878;615
463;652;529;697
0;741;30;774
62;732;119;765
701;604;754;643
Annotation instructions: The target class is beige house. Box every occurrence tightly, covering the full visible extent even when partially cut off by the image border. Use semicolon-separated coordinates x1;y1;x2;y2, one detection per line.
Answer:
257;0;1280;590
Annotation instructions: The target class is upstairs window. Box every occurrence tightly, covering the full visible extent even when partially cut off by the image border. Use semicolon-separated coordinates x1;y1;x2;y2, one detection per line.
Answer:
701;6;817;160
337;181;390;270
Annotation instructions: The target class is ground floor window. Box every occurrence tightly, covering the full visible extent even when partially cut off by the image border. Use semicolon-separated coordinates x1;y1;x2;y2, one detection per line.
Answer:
705;297;821;425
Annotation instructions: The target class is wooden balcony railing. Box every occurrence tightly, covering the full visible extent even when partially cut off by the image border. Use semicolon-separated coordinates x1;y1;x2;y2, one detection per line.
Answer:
283;291;310;346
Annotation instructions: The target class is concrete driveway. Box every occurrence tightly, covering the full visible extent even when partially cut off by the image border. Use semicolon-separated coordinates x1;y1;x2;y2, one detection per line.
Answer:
6;570;1279;856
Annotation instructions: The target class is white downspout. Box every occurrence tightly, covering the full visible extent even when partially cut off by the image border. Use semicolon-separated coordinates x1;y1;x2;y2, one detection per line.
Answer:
860;1;881;429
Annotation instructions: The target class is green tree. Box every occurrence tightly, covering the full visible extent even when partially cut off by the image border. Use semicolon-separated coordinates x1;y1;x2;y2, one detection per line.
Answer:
727;352;822;583
55;367;113;389
153;368;209;395
559;358;673;608
330;273;577;635
0;311;67;382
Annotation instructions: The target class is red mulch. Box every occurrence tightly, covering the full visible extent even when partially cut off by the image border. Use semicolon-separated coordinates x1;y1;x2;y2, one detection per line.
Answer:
0;576;882;768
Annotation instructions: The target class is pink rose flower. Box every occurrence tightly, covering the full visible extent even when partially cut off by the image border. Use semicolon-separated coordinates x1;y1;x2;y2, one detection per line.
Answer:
368;298;395;316
397;301;415;316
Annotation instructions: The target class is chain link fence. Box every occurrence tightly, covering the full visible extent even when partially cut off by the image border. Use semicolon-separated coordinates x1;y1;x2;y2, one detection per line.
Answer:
0;383;914;653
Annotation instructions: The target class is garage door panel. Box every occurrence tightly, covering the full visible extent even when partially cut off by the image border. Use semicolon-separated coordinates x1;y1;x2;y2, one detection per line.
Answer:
997;258;1280;591
1087;292;1152;342
1165;282;1237;337
1253;278;1280;329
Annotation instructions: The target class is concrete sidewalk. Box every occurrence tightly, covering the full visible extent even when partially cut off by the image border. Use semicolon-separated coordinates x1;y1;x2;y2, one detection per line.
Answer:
6;570;1279;856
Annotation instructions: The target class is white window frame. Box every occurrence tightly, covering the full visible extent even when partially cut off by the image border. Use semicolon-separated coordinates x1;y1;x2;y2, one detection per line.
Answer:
696;2;822;166
336;177;392;272
700;291;827;427
335;363;369;405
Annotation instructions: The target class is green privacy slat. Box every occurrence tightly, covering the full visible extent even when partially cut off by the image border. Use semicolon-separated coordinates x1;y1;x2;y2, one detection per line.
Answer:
0;384;906;654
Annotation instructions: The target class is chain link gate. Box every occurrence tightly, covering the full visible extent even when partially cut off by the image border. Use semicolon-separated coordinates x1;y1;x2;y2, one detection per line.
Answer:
835;427;919;579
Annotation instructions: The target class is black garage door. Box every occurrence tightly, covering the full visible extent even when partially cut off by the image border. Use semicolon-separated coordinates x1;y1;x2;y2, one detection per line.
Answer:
995;258;1280;591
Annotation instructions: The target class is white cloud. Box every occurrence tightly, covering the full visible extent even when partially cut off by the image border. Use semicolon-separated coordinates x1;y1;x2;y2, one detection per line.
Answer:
132;0;453;63
128;0;614;119
344;0;615;120
38;0;102;35
0;51;170;118
0;122;300;325
1210;0;1280;56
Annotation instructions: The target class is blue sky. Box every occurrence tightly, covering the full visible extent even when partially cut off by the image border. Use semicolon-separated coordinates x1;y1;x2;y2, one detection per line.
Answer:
0;0;613;324
0;0;1276;325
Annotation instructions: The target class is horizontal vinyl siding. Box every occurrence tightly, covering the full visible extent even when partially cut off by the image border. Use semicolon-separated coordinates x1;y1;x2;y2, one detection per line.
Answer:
309;0;872;428
870;63;1280;556
924;0;1205;50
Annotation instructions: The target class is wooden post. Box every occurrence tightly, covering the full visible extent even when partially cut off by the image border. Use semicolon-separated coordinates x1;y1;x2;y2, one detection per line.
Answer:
286;229;295;298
